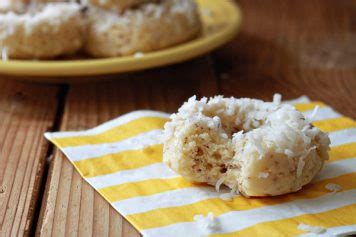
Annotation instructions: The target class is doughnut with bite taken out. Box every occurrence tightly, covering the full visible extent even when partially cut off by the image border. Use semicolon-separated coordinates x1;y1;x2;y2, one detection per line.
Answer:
163;95;330;197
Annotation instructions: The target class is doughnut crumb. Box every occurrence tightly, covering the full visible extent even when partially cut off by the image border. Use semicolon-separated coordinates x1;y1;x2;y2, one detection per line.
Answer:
194;212;218;234
297;223;326;234
1;47;8;61
325;183;342;193
134;52;144;58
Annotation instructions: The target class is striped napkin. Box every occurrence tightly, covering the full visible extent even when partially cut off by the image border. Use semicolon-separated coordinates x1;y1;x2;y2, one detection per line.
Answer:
45;96;356;237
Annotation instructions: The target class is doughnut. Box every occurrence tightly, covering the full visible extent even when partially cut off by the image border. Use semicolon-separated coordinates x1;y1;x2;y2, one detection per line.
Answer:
82;0;155;13
0;0;28;13
84;0;202;57
0;2;85;59
163;95;330;197
0;0;75;13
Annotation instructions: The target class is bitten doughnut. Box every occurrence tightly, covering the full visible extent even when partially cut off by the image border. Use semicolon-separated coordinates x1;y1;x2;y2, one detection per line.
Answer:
82;0;155;13
0;2;85;59
85;0;201;57
163;95;330;197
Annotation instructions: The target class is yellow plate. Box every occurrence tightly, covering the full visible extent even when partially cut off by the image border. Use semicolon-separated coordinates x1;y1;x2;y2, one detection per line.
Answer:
0;0;242;79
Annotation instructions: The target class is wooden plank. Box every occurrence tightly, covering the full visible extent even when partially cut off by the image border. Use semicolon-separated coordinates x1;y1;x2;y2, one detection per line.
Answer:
0;79;60;236
36;56;219;236
214;0;356;117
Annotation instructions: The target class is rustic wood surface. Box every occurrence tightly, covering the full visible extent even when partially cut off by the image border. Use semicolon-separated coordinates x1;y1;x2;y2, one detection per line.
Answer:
0;0;355;236
215;0;356;117
0;80;59;236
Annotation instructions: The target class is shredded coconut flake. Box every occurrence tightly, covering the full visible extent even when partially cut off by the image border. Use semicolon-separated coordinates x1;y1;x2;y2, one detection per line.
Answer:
219;192;237;201
250;135;265;156
301;125;310;132
134;52;144;58
273;93;282;105
296;158;305;178
325;183;342;193
219;185;239;201
298;223;326;234
215;176;225;192
297;146;316;177
258;172;269;178
232;130;244;141
284;149;294;157
220;133;228;139
194;212;218;233
308;105;320;122
1;47;8;61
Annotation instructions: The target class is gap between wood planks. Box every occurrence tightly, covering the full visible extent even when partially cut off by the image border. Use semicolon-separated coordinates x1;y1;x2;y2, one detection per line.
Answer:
29;85;69;236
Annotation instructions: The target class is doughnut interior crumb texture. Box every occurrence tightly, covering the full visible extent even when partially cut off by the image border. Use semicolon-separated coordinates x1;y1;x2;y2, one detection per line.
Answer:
163;95;331;197
0;3;85;59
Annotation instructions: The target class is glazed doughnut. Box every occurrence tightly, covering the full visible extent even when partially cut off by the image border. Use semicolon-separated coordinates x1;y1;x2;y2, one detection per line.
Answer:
82;0;155;13
0;2;85;59
84;0;202;57
163;95;330;197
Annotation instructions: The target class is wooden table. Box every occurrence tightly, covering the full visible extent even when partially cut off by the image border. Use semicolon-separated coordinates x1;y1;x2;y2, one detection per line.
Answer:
0;0;355;236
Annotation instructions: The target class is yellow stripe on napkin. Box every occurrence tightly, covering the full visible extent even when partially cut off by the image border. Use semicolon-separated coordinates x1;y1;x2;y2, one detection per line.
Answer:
74;144;163;177
99;177;196;202
52;117;168;147
329;143;356;161
213;204;356;237
313;117;356;132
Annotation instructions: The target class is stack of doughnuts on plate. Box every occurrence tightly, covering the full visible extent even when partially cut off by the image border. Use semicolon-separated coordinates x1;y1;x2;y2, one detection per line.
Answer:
0;0;202;59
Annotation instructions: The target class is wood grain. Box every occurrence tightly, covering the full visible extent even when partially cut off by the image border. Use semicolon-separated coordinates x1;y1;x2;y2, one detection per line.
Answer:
36;57;219;236
214;0;356;117
0;80;59;236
